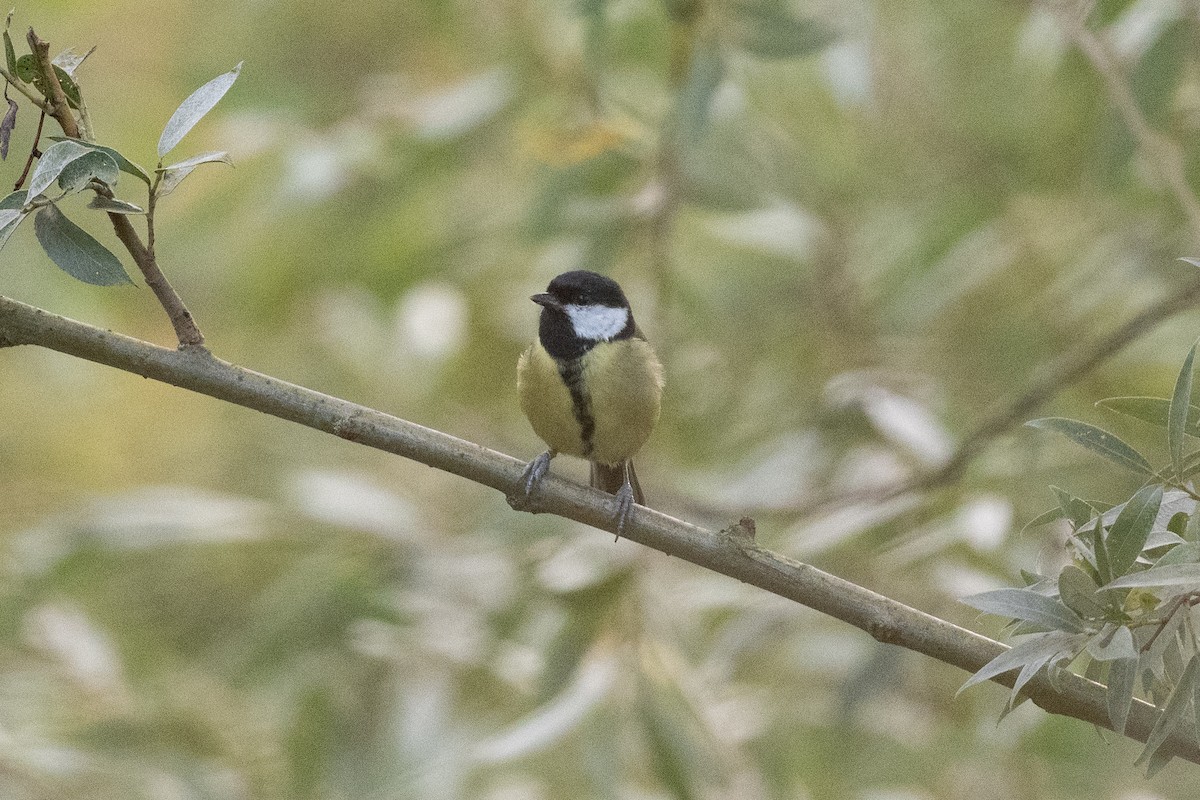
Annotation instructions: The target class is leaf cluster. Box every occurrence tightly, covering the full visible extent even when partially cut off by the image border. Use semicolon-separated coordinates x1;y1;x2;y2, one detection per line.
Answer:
0;13;238;285
962;339;1200;775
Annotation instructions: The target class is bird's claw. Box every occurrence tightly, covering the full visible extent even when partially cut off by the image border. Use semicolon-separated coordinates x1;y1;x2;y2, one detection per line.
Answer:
613;480;635;541
521;450;555;496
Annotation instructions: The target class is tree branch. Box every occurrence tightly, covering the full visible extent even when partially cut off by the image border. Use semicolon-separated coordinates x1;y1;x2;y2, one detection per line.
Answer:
1;291;1198;765
24;28;204;349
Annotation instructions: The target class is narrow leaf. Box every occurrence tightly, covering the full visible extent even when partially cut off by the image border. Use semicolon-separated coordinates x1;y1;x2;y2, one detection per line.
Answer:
1021;507;1064;533
1169;343;1197;478
1106;485;1164;578
3;29;15;76
160;150;232;172
27;140;92;199
47;137;151;185
1105;563;1200;589
156;151;232;198
32;204;132;286
1107;656;1139;735
1154;542;1200;567
1099;396;1200;437
1027;417;1154;475
157;62;242;158
1136;655;1199;770
57;150;119;193
962;587;1087;633
958;630;1084;694
86;196;144;215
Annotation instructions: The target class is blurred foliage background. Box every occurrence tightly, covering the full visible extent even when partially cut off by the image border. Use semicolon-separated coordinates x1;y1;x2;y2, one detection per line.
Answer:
3;0;1200;797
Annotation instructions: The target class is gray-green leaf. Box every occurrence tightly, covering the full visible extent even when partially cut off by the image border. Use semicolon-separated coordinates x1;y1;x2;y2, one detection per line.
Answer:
57;150;119;194
27;140;93;199
47;137;152;186
1107;656;1138;735
1105;563;1200;589
86;196;145;215
962;587;1087;633
1058;565;1104;619
157;63;242;158
1026;417;1154;476
32;204;132;286
156;151;232;198
1106;485;1163;578
1136;655;1199;772
1169;343;1197;478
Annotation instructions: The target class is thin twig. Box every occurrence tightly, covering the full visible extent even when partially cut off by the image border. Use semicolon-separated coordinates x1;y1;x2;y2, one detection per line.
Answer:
1;292;1199;765
793;273;1200;518
13;109;44;191
24;28;204;349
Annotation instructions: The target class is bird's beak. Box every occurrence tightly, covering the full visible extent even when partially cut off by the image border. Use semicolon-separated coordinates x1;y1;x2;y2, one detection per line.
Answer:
531;292;561;310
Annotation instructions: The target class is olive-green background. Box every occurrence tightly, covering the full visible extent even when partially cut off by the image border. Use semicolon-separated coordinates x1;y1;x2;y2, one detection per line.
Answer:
2;1;1199;797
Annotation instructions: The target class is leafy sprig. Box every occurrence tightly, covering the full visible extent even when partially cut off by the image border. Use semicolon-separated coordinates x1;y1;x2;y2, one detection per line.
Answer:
963;336;1200;775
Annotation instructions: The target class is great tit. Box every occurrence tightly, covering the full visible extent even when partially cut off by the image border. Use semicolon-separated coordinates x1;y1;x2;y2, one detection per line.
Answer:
517;270;664;537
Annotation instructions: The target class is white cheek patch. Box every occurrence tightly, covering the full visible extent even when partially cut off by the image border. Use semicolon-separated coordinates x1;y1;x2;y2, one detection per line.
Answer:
564;304;629;341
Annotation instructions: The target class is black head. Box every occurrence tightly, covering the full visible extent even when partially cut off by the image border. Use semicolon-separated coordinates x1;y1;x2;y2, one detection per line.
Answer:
532;271;637;360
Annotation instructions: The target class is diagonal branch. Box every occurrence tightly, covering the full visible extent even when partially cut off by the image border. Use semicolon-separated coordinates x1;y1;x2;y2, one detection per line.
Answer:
1;291;1198;765
24;28;204;348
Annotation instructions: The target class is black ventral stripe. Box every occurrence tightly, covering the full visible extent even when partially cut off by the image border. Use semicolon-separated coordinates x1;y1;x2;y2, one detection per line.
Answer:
557;359;595;457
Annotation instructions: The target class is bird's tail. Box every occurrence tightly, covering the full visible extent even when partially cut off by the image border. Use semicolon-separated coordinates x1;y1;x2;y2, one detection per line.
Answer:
591;461;644;505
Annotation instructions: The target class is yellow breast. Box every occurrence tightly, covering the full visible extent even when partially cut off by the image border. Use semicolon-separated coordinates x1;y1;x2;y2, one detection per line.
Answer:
518;339;663;465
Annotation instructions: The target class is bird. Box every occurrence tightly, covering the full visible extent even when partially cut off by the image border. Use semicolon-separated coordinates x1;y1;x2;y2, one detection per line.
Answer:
516;270;663;538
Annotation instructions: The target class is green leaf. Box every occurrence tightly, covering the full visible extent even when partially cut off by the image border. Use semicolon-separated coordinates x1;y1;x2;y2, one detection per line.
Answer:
3;30;15;76
57;150;119;193
156;150;233;198
32;204;132;286
52;65;81;109
1106;485;1163;578
729;3;837;60
962;587;1087;633
47;137;152;186
1098;396;1200;437
86;196;144;215
27;140;93;199
1026;417;1154;476
14;53;36;82
157;62;242;158
1105;563;1200;589
1169;343;1197;478
1136;655;1199;772
1107;656;1138;735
